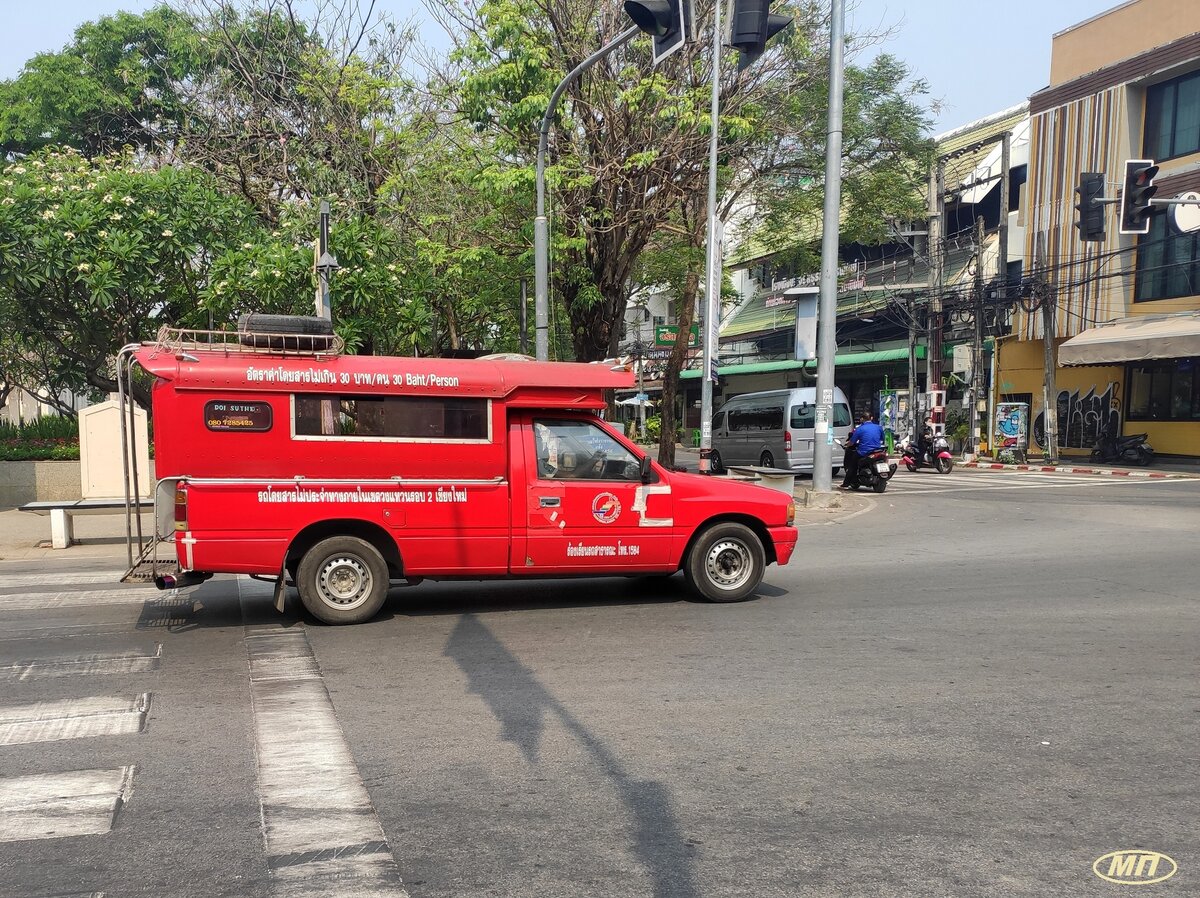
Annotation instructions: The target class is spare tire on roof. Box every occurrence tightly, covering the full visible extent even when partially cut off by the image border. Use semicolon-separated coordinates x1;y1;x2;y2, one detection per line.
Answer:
237;313;336;351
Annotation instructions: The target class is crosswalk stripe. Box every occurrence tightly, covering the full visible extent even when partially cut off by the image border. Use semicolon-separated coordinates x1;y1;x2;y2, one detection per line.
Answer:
0;587;159;611
0;645;162;682
239;578;409;898
0;573;124;589
0;767;134;843
881;471;1192;495
0;694;150;746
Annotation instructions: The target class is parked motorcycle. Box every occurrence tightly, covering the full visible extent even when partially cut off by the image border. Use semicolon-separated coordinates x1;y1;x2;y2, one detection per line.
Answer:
836;439;897;493
898;432;954;474
1091;428;1154;466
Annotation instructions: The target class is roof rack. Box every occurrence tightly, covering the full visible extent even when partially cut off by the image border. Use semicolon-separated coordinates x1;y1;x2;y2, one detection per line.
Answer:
151;324;344;357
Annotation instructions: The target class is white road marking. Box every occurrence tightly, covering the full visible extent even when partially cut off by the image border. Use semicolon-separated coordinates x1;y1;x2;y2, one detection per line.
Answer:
0;645;162;682
884;471;1195;496
239;579;408;897
0;587;158;611
0;694;150;746
0;572;124;588
0;767;134;843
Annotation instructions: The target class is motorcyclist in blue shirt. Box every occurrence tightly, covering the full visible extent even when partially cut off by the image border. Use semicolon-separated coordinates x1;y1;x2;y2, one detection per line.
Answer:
840;413;884;489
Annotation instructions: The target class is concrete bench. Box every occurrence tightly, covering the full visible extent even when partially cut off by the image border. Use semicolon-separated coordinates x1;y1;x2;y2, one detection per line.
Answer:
19;499;152;549
724;465;798;495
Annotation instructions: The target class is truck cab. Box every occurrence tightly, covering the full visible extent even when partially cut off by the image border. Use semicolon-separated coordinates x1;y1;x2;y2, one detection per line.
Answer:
121;324;797;623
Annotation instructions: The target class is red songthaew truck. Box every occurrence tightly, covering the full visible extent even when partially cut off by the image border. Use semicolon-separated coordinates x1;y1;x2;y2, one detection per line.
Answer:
119;321;796;624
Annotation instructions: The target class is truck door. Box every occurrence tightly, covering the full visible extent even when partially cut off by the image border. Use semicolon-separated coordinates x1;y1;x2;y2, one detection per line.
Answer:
512;415;675;573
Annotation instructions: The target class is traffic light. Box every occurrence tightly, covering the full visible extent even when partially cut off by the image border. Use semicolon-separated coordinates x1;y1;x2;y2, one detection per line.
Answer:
729;0;792;71
624;0;694;66
1119;158;1159;235
1074;172;1106;243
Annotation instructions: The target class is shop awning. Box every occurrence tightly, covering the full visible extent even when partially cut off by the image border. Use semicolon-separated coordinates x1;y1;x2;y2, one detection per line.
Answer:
1059;312;1200;365
679;347;923;379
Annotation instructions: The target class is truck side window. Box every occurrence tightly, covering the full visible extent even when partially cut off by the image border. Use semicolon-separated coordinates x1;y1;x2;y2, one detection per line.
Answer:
294;394;489;440
534;419;644;481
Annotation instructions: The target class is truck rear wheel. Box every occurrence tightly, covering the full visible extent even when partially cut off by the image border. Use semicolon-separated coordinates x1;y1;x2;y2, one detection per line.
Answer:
296;536;390;624
683;523;765;603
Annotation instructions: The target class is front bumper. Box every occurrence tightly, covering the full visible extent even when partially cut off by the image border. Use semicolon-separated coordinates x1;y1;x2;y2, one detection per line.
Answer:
769;526;798;566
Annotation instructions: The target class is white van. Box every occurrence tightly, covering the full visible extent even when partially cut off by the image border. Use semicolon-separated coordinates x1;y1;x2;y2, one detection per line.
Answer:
710;387;854;473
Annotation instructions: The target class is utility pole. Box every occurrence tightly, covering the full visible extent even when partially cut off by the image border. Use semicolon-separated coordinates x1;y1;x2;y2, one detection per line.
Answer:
698;0;724;475
994;132;1010;455
810;0;846;493
927;159;945;434
314;200;337;320
907;292;918;439
519;279;529;354
972;215;985;453
1039;244;1059;465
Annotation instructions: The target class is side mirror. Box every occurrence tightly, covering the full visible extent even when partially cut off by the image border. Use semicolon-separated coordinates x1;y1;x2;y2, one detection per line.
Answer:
639;455;653;482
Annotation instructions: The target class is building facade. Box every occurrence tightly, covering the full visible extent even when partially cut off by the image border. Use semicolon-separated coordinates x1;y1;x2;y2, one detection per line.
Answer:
1000;0;1200;459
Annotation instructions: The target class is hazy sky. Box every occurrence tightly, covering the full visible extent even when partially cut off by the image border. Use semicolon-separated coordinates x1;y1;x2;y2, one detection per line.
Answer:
2;0;1117;133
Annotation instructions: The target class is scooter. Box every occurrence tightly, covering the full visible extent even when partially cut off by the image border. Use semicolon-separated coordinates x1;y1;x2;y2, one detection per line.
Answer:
898;432;954;474
836;439;897;493
1091;429;1154;466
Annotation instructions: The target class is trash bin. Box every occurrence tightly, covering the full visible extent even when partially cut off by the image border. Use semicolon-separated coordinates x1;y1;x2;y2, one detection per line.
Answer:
691;429;701;448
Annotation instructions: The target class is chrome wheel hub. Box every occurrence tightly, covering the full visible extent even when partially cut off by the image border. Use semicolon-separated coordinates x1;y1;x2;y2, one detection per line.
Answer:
705;539;752;591
318;556;372;609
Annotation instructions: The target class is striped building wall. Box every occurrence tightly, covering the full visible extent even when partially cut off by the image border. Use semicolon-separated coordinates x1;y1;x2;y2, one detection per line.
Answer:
1019;85;1136;340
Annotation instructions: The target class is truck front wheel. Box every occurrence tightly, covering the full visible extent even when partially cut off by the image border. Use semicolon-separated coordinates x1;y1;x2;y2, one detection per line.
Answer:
296;536;390;624
684;523;766;603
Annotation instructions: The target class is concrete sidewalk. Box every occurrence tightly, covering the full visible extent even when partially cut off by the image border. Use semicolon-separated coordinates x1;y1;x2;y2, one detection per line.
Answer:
0;507;150;562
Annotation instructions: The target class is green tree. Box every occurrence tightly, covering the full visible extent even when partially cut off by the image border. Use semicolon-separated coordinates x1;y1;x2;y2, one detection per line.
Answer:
0;6;196;157
437;0;931;373
0;149;260;406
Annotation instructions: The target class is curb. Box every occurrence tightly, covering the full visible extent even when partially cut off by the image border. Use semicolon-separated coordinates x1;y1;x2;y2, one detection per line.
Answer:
961;460;1181;478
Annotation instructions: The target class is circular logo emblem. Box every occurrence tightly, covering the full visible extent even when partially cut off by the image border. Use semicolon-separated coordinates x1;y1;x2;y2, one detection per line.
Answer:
591;492;621;524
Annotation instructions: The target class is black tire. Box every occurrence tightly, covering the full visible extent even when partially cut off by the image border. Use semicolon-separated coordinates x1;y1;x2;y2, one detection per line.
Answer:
849;482;862;490
296;536;390;624
759;451;775;468
709;450;725;475
872;478;888;493
238;313;336;351
1136;446;1154;467
683;523;766;603
934;456;954;474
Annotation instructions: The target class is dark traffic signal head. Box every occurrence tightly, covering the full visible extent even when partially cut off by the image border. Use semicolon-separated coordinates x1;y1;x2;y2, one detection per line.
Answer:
1074;172;1106;243
1119;159;1159;235
729;0;792;71
624;0;693;66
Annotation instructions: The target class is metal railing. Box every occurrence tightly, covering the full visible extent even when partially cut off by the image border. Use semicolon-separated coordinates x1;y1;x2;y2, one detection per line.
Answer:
150;325;344;357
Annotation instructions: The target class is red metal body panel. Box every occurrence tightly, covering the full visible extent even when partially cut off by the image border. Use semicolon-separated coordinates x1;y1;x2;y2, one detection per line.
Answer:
138;345;797;583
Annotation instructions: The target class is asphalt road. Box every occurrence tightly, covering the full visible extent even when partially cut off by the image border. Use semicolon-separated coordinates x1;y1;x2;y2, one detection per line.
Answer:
0;469;1196;897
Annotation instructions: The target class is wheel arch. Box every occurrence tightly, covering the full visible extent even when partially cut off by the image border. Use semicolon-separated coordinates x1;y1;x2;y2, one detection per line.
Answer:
285;519;403;581
680;514;777;569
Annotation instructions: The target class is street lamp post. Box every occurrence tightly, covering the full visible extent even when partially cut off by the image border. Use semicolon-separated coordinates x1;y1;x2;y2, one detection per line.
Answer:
534;26;639;361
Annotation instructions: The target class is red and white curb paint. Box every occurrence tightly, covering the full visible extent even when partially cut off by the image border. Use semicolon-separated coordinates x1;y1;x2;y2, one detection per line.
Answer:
962;461;1181;478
